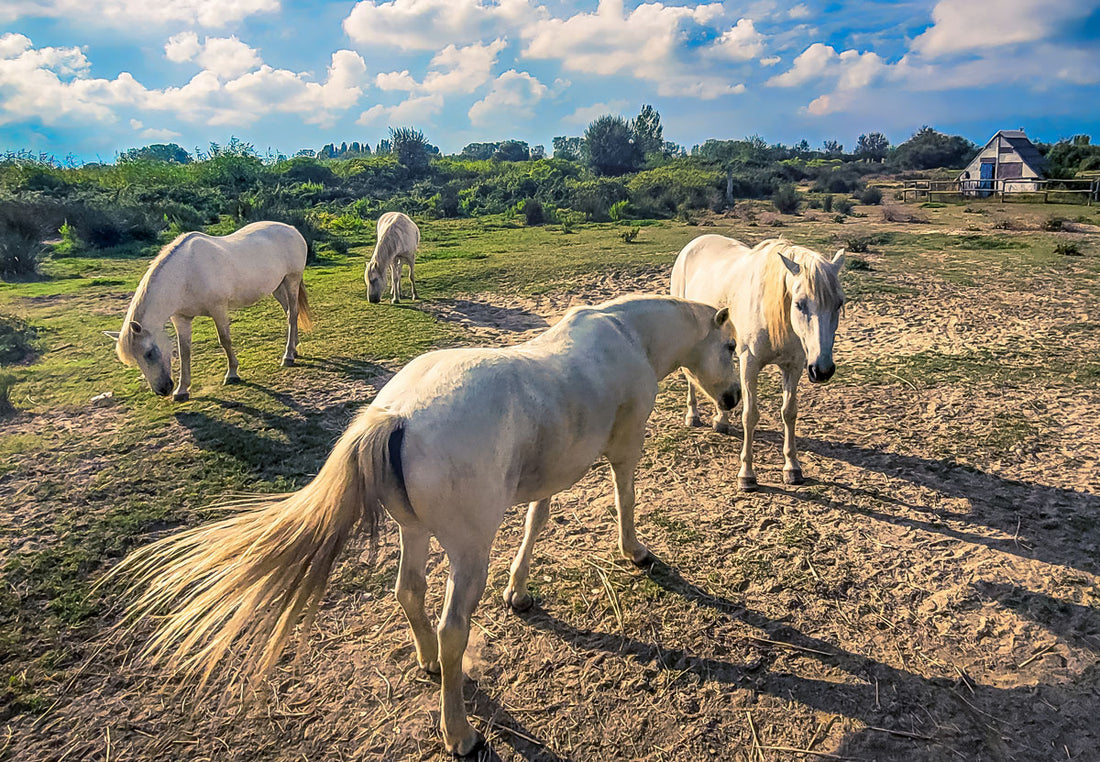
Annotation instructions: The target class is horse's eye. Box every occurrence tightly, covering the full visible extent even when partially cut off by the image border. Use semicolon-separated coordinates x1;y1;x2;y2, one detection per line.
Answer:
145;348;158;360
797;300;810;313
725;341;737;353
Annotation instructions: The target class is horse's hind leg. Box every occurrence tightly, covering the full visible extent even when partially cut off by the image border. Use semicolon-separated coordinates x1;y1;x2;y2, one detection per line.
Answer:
407;257;418;300
211;308;240;384
437;546;490;756
274;276;299;366
780;362;804;485
504;498;550;611
171;315;193;402
396;525;439;673
610;453;653;566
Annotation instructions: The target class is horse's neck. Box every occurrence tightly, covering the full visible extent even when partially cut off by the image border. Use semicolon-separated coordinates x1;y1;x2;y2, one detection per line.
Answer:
128;260;180;331
624;304;701;380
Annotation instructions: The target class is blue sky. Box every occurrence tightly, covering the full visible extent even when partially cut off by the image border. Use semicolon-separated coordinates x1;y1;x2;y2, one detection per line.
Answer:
1;0;1098;161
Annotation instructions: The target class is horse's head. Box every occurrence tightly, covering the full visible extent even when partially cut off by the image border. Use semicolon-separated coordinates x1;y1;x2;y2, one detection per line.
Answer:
105;321;173;396
686;306;742;410
366;259;384;303
779;248;846;383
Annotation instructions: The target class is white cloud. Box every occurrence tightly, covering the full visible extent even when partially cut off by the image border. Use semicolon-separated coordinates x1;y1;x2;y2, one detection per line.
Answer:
422;38;506;93
710;18;765;62
0;33;146;125
912;0;1098;57
787;3;811;19
344;0;539;51
0;0;279;28
131;119;182;140
376;70;418;91
766;42;836;87
521;0;753;99
166;33;262;79
357;93;444;125
563;99;630;125
468;69;546;125
760;55;781;66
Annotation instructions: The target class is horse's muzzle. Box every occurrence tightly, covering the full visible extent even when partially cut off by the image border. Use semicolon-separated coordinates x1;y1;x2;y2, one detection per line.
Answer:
807;364;835;383
154;383;172;397
719;387;742;410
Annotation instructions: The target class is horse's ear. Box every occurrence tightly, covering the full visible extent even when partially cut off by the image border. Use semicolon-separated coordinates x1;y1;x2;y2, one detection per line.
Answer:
714;307;730;327
129;321;143;334
103;330;120;342
832;249;846;269
778;252;800;276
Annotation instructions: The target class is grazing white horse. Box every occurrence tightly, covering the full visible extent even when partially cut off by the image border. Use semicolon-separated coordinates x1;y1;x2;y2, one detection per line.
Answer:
366;211;419;303
106;221;311;402
671;235;845;490
106;295;740;756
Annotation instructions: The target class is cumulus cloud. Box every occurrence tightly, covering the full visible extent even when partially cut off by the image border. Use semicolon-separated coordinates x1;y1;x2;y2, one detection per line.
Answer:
165;32;262;79
911;0;1098;57
760;55;781;66
563;100;630;125
1;0;279;28
521;0;753;99
357;93;444;125
130;118;181;140
468;69;547;125
787;3;811;19
0;33;146;125
344;0;538;51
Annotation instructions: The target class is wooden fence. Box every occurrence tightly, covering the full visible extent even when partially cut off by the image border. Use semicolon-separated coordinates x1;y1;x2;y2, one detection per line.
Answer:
901;177;1099;205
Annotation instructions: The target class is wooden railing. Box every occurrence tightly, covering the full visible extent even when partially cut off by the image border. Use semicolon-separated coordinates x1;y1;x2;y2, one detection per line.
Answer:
901;177;1099;204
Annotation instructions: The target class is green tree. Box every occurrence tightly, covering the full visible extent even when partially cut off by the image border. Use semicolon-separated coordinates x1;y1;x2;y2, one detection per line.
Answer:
460;142;499;160
493;140;530;161
855;132;890;163
822;139;843;155
552;136;585;161
585;115;641;176
891;126;976;170
632;104;663;157
389;127;431;173
118;143;191;164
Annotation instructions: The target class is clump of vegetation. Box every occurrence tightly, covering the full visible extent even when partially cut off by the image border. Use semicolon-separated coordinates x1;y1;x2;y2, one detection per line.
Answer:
518;198;545;226
1042;216;1067;232
822;194;834;212
846;257;873;271
1054;241;1083;256
0;314;38;365
0;373;16;416
858;186;883;205
881;205;926;223
620;227;639;243
843;236;874;253
962;205;984;214
834;197;854;216
772;184;800;214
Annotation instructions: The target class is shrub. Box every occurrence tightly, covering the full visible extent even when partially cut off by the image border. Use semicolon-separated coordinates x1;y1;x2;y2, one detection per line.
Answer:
1042;216;1067;232
844;236;874;253
859;186;883;205
772;184;800;214
822;193;834;212
1054;241;1082;256
833;214;846;223
620;227;639;243
519;198;545;226
0;373;15;416
846;257;873;271
834;197;853;216
609;200;632;221
806;197;821;209
881;205;926;223
0;314;38;365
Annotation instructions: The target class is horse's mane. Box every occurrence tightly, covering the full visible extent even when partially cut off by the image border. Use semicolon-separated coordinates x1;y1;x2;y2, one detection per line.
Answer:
758;238;843;347
117;231;201;363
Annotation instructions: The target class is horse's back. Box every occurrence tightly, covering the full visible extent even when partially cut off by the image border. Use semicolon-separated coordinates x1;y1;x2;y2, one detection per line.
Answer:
376;212;420;260
671;234;751;307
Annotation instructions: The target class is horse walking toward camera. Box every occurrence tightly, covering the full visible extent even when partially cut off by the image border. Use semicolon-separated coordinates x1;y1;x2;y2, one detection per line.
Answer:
366;211;419;303
106;221;311;401
671;235;845;489
106;295;740;756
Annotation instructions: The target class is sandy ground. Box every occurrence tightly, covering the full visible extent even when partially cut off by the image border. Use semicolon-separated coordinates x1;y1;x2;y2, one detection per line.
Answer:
5;258;1100;762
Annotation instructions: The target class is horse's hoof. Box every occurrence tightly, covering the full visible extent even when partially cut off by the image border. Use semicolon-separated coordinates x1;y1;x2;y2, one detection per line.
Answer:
224;375;241;385
281;357;295;367
446;729;484;757
712;421;731;435
503;586;533;612
626;545;654;567
172;391;190;403
738;476;758;491
685;415;702;428
784;469;805;485
419;657;441;675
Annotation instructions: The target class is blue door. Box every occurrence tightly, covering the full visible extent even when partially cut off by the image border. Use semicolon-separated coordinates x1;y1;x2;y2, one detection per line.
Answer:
979;161;995;197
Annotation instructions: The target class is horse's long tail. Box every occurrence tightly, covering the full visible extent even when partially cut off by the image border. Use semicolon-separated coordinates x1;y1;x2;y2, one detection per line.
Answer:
297;279;313;331
103;407;405;690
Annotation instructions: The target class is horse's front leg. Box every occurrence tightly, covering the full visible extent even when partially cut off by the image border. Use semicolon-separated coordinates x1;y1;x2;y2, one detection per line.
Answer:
780;363;804;485
390;260;401;304
395;525;439;673
683;369;702;427
738;354;762;490
437;547;490;756
211;308;240;384
610;455;652;566
504;498;551;611
171;315;192;402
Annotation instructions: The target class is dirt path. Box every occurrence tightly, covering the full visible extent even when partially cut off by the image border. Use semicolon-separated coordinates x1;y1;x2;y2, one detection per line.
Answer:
6;262;1100;761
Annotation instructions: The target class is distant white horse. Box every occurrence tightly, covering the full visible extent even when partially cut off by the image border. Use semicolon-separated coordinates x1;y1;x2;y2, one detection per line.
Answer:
366;212;419;303
671;235;845;490
106;295;740;756
106;221;311;402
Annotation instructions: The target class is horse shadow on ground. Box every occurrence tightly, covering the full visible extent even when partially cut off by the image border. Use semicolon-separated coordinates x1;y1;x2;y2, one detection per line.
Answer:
430;299;550;334
292;354;393;385
509;559;1099;760
464;686;574;762
744;428;1100;577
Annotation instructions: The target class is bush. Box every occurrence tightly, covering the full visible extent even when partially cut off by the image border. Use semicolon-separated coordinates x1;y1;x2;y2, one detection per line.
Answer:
1054;241;1082;256
844;236;874;253
846;257;873;271
772;184;800;214
609;200;632;221
859;186;883;205
620;227;639;243
0;373;15;416
822;193;834;212
518;198;545;226
834;197;853;216
1042;216;1067;232
0;314;38;365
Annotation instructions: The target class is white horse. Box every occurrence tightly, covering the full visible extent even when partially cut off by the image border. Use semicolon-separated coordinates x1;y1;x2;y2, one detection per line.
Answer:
671;235;845;490
366;211;419;303
106;295;740;756
106;221;311;402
